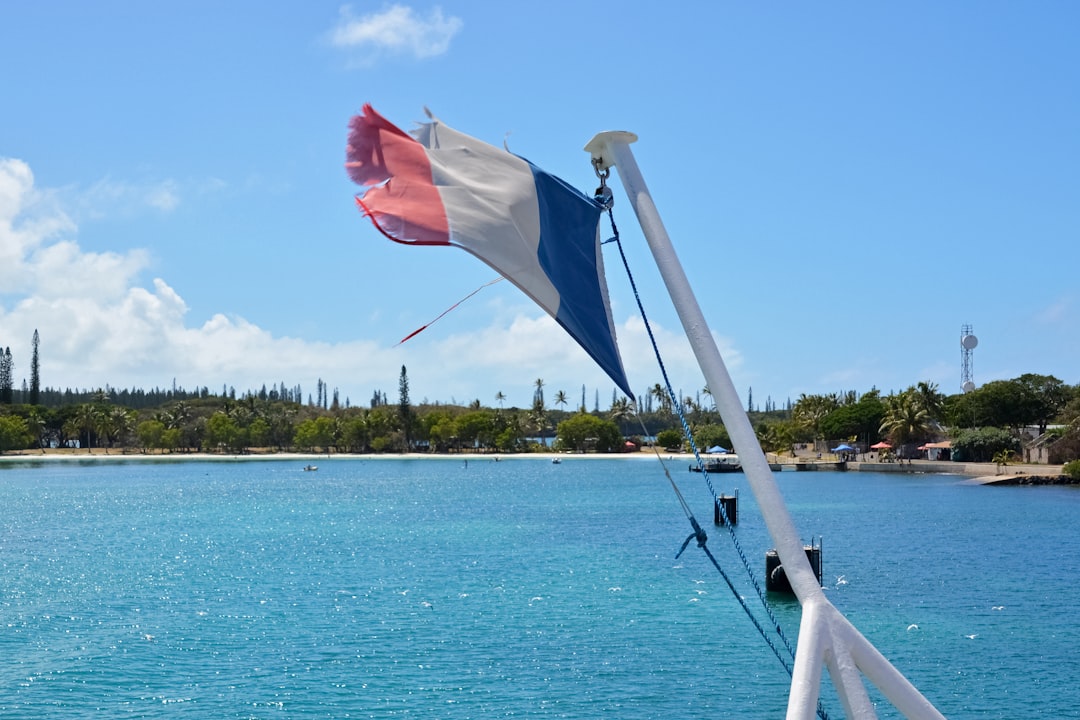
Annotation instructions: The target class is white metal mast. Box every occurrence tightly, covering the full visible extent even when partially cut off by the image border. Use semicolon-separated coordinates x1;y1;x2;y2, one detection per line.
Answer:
584;131;945;720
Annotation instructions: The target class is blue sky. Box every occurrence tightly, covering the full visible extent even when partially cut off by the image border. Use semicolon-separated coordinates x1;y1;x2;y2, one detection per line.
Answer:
1;2;1077;410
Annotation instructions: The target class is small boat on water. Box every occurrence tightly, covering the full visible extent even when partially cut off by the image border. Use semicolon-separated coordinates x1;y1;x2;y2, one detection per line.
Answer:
303;465;318;472
551;457;562;464
692;454;742;473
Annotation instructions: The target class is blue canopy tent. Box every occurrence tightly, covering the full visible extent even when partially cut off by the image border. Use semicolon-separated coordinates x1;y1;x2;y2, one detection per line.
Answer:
707;445;729;454
831;444;854;452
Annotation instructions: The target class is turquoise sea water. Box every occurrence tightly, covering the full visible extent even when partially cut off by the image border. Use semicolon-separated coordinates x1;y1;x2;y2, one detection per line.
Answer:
1;457;1078;719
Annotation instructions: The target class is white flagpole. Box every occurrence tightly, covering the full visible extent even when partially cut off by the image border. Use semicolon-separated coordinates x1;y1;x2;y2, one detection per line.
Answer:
584;131;945;720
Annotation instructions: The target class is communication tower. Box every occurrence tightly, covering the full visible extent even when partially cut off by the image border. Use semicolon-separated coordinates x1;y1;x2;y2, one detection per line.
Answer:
960;324;978;393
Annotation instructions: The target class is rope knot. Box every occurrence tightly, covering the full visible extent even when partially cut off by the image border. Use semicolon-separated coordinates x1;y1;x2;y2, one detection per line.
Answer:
675;520;708;558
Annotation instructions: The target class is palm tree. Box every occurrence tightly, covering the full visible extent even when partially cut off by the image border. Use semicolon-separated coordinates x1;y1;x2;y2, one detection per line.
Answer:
266;403;297;450
760;420;796;455
879;393;932;450
792;393;839;449
26;410;46;451
164;401;193;431
105;407;135;449
529;407;550;448
650;383;672;414
227;403;253;429
533;378;545;410
74;403;102;452
609;397;634;437
992;448;1013;474
914;381;945;423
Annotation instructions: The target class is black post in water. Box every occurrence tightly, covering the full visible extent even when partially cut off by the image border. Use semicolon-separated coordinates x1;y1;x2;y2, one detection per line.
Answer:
714;491;738;526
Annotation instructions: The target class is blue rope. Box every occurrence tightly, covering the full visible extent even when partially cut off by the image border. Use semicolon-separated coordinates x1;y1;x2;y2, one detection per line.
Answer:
602;206;830;720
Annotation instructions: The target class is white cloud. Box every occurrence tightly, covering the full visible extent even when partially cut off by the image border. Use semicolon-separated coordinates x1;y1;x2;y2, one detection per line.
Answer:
0;156;741;410
145;180;181;212
387;311;727;408
0;159;77;294
329;4;463;63
0;159;340;396
75;176;182;219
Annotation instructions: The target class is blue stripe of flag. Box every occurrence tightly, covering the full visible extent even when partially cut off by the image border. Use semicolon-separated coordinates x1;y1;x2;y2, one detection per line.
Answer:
529;163;634;400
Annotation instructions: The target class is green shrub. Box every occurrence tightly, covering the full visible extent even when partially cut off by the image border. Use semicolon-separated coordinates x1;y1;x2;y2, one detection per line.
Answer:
1064;459;1080;481
656;428;683;450
693;423;732;452
951;427;1019;462
0;415;33;454
554;413;623;453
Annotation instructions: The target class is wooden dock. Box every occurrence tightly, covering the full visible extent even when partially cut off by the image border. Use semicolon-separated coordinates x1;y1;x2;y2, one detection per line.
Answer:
770;460;848;471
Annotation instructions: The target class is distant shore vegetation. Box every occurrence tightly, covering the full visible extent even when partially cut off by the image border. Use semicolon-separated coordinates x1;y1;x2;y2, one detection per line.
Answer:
1;364;1077;466
1;333;1078;463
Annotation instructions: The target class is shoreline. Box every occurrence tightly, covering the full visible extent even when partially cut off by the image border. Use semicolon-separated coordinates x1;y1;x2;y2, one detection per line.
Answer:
0;448;1068;483
0;448;661;463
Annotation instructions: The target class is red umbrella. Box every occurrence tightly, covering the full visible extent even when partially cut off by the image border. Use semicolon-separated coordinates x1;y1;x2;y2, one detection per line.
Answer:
870;441;892;450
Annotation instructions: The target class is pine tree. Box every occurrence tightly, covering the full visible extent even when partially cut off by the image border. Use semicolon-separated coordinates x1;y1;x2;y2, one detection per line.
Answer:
398;365;412;450
0;347;12;404
29;330;40;405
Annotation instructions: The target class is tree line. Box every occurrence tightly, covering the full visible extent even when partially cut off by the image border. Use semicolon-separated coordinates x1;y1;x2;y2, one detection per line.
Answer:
781;375;1080;464
2;371;1077;466
1;328;1077;466
0;369;640;455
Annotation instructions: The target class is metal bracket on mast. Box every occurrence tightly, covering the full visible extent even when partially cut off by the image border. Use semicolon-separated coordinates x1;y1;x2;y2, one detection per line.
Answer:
584;131;638;172
587;132;635;210
592;161;614;209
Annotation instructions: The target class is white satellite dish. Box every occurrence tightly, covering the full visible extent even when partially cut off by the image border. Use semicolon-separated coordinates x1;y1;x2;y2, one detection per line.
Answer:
961;334;978;350
962;381;976;393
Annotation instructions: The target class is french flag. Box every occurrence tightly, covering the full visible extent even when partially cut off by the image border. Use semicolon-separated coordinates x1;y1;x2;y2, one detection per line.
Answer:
346;104;633;400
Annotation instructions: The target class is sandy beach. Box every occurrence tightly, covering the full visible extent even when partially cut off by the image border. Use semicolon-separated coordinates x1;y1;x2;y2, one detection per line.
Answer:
0;446;1067;484
0;447;656;463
